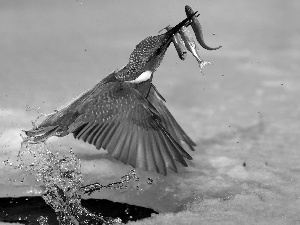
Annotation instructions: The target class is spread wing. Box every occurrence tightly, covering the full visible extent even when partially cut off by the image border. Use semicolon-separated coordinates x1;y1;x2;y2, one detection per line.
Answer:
68;82;192;175
147;84;196;151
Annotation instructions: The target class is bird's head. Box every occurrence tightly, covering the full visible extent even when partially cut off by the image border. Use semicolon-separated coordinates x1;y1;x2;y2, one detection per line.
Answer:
115;12;197;83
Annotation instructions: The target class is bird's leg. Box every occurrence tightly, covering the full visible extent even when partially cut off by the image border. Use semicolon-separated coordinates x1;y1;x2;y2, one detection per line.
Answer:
23;125;59;143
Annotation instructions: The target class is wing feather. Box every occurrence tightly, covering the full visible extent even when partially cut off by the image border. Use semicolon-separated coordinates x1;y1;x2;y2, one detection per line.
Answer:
143;130;156;172
147;84;196;150
71;82;192;175
81;123;98;142
107;121;127;158
74;122;92;139
156;131;178;172
126;123;139;167
102;121;120;149
135;126;147;170
86;123;102;144
117;123;134;163
91;123;107;146
95;123;111;149
149;131;167;175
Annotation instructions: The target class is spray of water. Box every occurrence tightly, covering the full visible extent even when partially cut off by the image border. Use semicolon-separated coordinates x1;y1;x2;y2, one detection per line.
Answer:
17;136;141;224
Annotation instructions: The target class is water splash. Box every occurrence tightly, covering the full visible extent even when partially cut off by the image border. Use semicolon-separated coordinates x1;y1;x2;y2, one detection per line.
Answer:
81;169;139;195
17;138;133;224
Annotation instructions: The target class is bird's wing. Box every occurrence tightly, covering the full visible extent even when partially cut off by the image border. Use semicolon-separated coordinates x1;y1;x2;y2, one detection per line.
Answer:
68;82;192;175
146;84;196;151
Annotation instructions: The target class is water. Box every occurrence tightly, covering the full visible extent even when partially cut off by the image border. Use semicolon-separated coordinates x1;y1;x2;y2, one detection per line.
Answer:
15;139;145;224
1;0;300;224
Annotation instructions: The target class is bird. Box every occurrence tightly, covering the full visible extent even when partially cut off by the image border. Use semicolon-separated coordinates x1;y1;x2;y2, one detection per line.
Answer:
25;13;197;175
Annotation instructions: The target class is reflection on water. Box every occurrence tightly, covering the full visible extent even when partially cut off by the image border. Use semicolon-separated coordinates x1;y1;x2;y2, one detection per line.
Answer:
18;139;144;224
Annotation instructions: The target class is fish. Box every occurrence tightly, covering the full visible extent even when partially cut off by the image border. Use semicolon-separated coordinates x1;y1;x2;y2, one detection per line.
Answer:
179;26;210;69
165;25;187;60
185;5;222;51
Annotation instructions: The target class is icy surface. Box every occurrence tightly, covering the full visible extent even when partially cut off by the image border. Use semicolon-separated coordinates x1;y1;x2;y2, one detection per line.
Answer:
1;0;300;224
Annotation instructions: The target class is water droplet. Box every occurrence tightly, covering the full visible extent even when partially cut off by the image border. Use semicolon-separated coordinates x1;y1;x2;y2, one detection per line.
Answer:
147;178;154;185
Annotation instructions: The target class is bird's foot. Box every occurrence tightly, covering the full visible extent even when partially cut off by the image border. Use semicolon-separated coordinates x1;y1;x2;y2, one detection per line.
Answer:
23;125;60;143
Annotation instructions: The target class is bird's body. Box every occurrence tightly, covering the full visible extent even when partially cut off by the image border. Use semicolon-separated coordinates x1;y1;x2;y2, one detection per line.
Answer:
25;13;197;175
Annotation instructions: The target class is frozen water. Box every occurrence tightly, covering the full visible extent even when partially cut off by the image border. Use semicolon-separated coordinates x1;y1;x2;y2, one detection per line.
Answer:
1;0;300;224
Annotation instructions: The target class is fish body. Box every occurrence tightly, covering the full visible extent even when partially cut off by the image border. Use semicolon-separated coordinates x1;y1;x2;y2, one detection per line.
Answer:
185;5;222;50
165;26;187;60
179;26;210;69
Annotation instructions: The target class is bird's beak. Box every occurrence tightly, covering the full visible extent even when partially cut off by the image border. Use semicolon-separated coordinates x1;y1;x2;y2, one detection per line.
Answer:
164;11;198;39
139;11;199;73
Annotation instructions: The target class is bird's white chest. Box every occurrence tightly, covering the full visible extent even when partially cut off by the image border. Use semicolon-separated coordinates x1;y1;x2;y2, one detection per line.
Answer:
126;70;152;83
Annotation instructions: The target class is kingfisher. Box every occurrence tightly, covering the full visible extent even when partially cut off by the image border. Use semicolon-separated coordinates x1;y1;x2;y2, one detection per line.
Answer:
25;13;197;175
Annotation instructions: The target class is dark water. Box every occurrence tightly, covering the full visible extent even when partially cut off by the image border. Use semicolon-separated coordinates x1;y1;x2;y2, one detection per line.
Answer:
0;196;156;224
